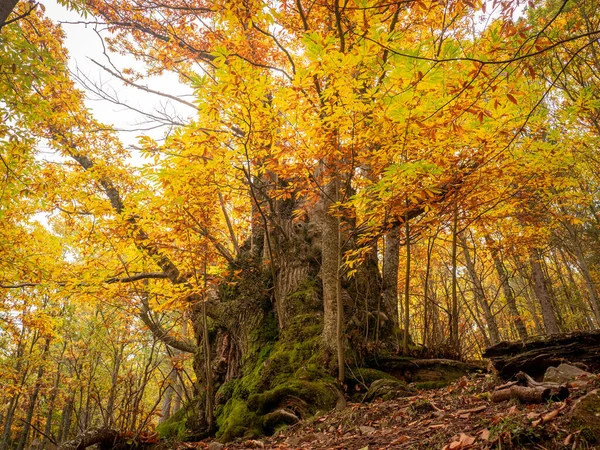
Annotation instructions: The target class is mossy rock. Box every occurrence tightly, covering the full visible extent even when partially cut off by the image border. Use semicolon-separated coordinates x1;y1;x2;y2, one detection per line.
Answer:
364;379;412;402
345;368;400;393
571;390;600;443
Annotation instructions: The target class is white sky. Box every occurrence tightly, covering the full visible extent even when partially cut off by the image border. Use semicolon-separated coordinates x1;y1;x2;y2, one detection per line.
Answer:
43;0;195;152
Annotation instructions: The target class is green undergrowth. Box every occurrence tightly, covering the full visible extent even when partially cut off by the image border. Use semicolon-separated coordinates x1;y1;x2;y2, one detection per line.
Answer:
214;311;338;442
156;400;203;440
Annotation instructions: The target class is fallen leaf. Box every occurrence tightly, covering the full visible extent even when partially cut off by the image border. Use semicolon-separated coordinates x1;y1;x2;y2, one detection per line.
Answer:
480;429;490;441
459;433;476;446
389;435;410;445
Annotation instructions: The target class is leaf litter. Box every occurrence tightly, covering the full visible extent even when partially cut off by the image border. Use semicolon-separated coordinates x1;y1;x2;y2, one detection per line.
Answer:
179;373;600;449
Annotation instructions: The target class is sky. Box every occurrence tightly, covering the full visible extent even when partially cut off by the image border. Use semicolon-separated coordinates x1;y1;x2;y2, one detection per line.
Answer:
43;0;195;153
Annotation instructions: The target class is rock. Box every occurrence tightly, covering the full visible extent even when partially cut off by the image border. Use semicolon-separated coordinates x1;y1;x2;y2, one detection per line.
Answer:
359;425;376;434
543;363;593;384
411;400;435;414
364;379;412;402
208;442;225;450
571;390;600;442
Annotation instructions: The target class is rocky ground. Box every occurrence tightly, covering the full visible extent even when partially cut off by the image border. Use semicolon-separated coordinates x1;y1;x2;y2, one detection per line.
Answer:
165;367;600;450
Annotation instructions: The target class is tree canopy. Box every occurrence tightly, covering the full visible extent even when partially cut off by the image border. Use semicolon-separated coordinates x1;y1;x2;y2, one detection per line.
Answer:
1;0;600;447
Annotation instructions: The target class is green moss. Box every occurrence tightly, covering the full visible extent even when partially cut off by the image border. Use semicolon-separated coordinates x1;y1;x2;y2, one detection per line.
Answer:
215;308;335;441
216;399;262;442
414;381;450;390
157;401;202;440
248;380;338;414
345;368;399;392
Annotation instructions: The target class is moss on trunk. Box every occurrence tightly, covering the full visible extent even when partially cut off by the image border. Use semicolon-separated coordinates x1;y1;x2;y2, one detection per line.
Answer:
214;311;339;441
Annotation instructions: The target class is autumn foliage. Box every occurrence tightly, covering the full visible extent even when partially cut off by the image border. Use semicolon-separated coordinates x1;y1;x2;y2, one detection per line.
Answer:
1;0;600;447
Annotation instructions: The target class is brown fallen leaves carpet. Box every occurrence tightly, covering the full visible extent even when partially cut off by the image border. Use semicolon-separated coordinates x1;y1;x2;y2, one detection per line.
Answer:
177;374;600;450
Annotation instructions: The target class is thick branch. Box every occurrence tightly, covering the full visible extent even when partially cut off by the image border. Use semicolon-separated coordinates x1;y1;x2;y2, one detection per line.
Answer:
105;272;170;283
139;293;198;354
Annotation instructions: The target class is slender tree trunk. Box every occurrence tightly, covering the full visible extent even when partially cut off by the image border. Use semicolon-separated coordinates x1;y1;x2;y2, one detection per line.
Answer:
42;342;66;450
17;337;51;450
158;369;176;424
558;247;596;329
460;235;500;345
402;214;411;355
105;342;124;427
557;207;600;323
529;249;560;335
0;332;30;450
336;209;344;383
571;240;600;324
450;204;460;355
321;177;340;361
382;226;400;334
58;394;74;443
485;235;528;341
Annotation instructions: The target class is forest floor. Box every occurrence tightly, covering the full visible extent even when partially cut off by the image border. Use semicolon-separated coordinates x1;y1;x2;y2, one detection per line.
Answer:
164;373;600;450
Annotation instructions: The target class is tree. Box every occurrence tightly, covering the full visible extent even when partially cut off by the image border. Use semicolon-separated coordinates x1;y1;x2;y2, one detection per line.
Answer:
2;0;600;444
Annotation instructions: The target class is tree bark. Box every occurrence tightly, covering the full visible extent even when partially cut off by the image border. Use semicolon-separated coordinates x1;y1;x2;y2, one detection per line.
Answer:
321;177;340;359
382;226;400;333
0;0;19;30
529;249;560;335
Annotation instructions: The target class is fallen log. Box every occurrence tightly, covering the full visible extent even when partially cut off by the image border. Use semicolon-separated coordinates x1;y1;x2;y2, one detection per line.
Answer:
491;370;570;404
483;330;600;379
490;385;550;403
58;428;120;450
373;358;483;383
